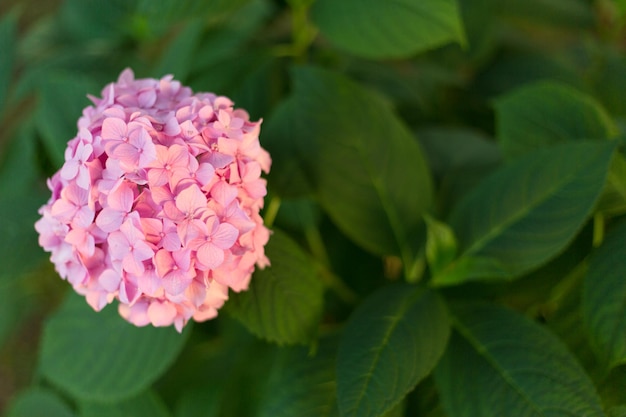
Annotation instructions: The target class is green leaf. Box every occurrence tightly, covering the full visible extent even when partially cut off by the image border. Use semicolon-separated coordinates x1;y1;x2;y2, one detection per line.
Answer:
154;19;205;81
59;0;135;41
80;390;172;417
435;304;606;417
0;193;48;286
263;98;313;198
227;229;324;344
424;215;458;277
495;0;594;29
610;405;626;417
291;66;433;260
597;153;626;217
39;292;189;402
584;220;626;369
5;388;76;417
336;284;450;417
495;81;617;159
432;142;615;286
174;387;221;417
0;11;16;115
35;73;99;167
258;336;339;417
311;0;465;59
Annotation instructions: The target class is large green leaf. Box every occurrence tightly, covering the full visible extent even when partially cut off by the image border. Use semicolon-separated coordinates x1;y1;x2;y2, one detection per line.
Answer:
258;336;339;417
80;390;171;417
0;11;16;115
495;81;616;159
435;304;605;417
290;66;433;262
336;284;450;417
39;292;189;402
5;388;76;417
227;229;324;345
432;142;615;286
35;73;99;167
311;0;465;59
584;220;626;369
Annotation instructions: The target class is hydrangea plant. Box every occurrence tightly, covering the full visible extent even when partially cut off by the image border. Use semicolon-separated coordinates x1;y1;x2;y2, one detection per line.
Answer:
35;69;271;331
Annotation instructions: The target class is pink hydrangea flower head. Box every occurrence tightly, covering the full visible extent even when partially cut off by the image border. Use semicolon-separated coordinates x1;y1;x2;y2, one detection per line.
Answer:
35;68;271;332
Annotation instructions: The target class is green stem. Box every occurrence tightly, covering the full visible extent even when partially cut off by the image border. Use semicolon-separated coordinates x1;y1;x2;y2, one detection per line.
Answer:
263;196;281;228
285;0;317;63
593;212;605;248
305;225;358;304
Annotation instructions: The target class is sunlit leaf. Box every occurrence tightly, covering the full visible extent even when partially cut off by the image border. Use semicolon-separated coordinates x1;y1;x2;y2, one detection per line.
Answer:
40;292;189;402
584;220;626;369
432;142;615;286
311;0;465;59
435;304;605;417
337;284;449;417
227;229;324;345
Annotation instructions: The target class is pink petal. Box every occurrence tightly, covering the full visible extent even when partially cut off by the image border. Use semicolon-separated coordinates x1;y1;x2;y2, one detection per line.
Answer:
211;181;237;207
147;301;177;327
212;222;238;249
122;253;145;276
74;206;95;229
154;249;175;277
76;166;91;189
133;240;155;262
108;182;134;211
60;160;79;181
107;231;129;260
162;269;193;295
175;185;207;215
96;207;124;232
99;269;121;292
101;117;127;141
197;242;224;269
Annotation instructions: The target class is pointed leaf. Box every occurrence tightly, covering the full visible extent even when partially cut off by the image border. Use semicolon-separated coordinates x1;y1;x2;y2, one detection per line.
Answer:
258;336;339;417
5;388;76;417
337;284;450;417
495;81;616;159
433;142;615;286
291;66;433;259
80;390;171;417
311;0;465;59
227;229;324;345
40;292;189;402
435;304;605;417
584;220;626;369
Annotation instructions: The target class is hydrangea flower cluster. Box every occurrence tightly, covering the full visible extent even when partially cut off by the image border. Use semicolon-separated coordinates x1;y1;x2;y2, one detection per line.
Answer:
35;69;271;332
